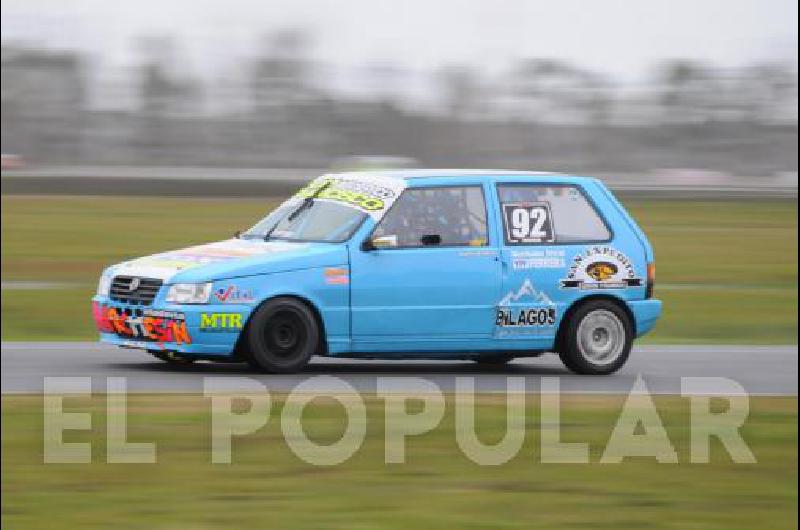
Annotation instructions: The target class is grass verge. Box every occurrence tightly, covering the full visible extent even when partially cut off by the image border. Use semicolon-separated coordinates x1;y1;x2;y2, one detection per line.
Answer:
2;393;797;530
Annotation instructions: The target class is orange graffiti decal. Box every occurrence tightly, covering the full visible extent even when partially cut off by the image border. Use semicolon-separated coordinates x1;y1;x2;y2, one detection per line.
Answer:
103;306;189;344
142;317;161;340
171;321;192;345
107;308;132;335
154;320;173;342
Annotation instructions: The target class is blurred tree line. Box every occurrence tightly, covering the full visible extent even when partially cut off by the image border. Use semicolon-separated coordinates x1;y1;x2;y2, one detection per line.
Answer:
1;29;797;175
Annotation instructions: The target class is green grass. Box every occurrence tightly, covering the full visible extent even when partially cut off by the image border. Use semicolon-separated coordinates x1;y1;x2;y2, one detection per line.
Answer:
2;394;797;530
1;287;98;341
1;195;797;343
623;199;798;344
627;200;797;287
1;195;282;282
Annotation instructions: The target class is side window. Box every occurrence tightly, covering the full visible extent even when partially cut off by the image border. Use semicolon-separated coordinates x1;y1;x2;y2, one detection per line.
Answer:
372;186;488;248
497;184;610;244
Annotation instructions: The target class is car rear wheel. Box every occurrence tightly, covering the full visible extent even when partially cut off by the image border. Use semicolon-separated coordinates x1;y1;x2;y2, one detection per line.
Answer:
559;300;632;375
246;297;319;373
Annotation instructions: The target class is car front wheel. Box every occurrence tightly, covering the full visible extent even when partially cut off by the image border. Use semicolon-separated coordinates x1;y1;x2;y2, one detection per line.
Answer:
558;300;633;375
246;297;319;373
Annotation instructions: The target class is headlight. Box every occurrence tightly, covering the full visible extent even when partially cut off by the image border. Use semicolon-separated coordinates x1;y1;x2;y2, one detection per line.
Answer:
165;282;212;304
97;271;113;296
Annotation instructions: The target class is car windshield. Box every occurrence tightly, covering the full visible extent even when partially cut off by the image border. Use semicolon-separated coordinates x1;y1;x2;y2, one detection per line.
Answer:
240;199;367;242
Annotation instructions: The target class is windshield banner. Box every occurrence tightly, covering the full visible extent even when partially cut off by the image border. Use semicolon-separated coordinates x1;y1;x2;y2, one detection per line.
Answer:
294;174;407;219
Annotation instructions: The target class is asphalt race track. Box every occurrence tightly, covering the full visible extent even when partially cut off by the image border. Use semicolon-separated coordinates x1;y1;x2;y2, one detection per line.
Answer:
1;342;796;395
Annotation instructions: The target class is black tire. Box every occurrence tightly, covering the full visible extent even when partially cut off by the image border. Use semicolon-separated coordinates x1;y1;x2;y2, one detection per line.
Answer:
149;350;195;365
246;297;319;373
558;299;633;375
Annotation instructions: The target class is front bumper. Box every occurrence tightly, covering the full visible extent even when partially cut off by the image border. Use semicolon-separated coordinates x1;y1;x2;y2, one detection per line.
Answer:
92;296;252;357
627;299;662;337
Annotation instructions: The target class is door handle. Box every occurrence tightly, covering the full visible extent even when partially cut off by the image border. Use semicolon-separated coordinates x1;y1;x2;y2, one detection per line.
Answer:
499;257;508;274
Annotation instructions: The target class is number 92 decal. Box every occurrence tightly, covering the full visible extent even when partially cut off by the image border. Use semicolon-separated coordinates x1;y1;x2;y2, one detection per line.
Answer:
502;202;555;244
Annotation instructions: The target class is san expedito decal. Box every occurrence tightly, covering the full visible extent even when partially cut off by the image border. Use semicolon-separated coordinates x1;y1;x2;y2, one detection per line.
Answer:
561;246;642;290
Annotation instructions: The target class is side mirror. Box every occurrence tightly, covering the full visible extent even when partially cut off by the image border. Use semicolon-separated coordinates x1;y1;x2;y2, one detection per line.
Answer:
362;235;398;251
420;234;442;246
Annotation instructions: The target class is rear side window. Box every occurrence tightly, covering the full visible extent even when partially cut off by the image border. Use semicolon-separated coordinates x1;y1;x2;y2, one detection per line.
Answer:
497;184;611;244
372;186;488;248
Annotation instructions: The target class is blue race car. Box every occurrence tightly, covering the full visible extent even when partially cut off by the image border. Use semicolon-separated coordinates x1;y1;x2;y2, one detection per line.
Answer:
93;170;661;374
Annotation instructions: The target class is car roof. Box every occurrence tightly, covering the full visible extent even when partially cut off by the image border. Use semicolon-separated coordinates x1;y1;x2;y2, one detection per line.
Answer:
324;169;596;184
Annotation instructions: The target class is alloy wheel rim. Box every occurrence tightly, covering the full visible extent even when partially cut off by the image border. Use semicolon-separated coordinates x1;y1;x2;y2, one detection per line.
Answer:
576;309;625;366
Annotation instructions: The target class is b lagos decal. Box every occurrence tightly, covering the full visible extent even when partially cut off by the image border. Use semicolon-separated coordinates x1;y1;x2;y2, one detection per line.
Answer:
495;279;558;335
561;246;642;290
496;307;557;327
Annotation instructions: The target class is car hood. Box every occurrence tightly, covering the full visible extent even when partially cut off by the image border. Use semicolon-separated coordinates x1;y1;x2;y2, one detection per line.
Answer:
108;238;348;283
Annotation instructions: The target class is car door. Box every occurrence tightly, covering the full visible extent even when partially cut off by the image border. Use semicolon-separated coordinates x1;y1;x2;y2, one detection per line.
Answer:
494;183;618;344
349;183;502;347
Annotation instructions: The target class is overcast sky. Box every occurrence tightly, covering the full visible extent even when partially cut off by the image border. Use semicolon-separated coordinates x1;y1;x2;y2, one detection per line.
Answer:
2;0;798;83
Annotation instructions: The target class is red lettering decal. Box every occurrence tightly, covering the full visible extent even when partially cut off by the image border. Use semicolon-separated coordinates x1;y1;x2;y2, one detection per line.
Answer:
171;321;192;345
108;308;132;335
142;317;161;340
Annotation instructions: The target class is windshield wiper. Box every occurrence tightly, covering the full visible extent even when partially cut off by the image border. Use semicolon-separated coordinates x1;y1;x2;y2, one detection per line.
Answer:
263;181;333;241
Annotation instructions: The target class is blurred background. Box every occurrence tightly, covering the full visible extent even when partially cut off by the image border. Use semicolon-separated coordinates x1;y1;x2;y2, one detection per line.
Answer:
1;4;798;529
1;0;797;177
1;0;797;343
